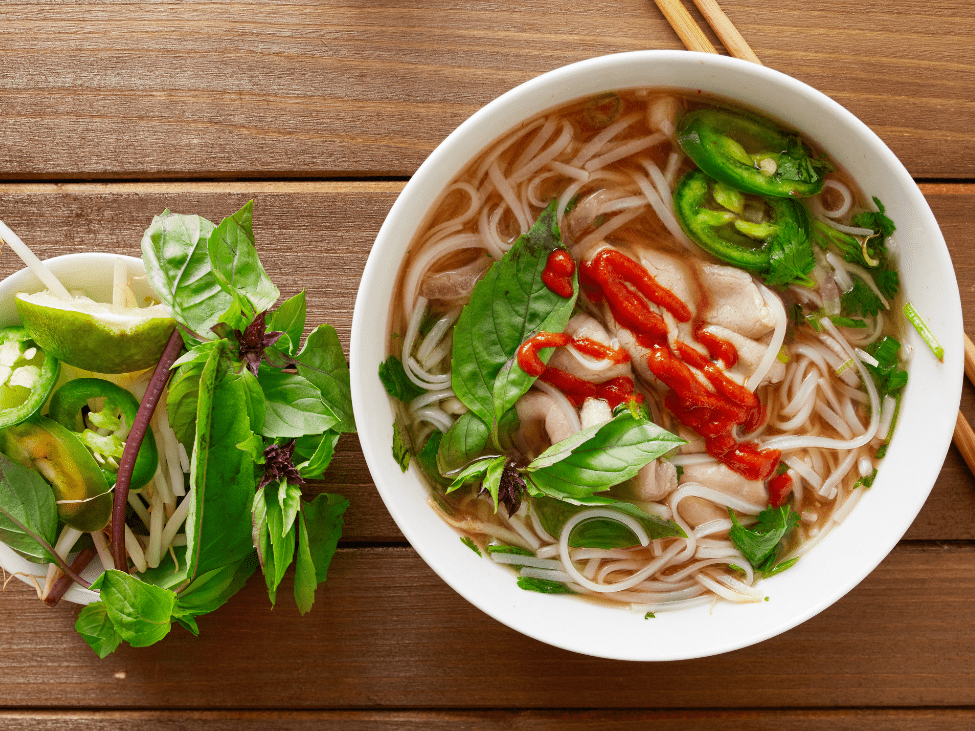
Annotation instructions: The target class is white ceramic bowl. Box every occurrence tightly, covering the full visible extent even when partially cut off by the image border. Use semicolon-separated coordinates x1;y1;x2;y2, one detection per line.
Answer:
0;253;151;605
351;51;963;660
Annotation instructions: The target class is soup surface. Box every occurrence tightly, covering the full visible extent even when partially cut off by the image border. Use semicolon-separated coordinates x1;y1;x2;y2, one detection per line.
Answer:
380;89;906;612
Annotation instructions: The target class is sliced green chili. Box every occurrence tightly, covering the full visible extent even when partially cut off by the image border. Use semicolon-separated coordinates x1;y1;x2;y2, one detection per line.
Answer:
677;108;831;198
48;378;159;490
674;169;810;272
0;326;60;429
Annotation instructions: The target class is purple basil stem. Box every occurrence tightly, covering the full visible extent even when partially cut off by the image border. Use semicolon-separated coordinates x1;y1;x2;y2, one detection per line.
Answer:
44;546;96;607
111;328;184;572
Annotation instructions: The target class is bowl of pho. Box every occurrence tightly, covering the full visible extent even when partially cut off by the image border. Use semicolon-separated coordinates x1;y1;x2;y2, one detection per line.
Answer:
351;50;962;660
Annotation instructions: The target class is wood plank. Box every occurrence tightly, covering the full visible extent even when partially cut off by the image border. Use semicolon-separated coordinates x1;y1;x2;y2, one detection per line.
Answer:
0;183;972;542
3;709;975;730
1;543;974;709
0;1;971;179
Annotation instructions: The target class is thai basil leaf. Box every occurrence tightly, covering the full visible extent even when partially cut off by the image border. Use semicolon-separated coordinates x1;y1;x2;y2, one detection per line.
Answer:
294;507;316;615
75;602;123;658
437;411;490;475
0;453;57;563
525;412;684;496
182;343;257;587
533;495;684;544
294;430;341;480
296;324;355;434
264;484;295;602
167;359;205;446
140;210;232;338
238;368;266;436
257;369;338;439
729;506;800;570
278;481;303;539
416;431;449;487
207;201;280;320
481;456;508;512
302;492;347;586
252;485;274;589
267;290;307;355
445;456;500;494
90;570;178;648
450;200;577;444
175;553;258;618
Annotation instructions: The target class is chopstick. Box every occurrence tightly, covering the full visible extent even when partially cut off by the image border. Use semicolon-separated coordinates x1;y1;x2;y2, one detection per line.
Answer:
954;334;975;476
653;0;760;63
654;0;975;481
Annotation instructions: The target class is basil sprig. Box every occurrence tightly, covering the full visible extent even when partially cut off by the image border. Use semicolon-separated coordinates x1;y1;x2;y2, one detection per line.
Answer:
72;202;355;657
450;199;577;448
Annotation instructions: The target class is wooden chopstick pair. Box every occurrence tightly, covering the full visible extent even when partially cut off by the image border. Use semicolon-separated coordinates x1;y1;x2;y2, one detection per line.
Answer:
652;0;761;64
653;0;975;479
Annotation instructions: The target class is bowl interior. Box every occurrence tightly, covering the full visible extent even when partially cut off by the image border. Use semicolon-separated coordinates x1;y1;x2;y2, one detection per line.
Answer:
0;252;151;605
354;51;962;661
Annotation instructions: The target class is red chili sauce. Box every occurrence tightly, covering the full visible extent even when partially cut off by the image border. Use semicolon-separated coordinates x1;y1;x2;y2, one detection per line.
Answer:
541;249;576;298
579;248;781;483
516;331;637;410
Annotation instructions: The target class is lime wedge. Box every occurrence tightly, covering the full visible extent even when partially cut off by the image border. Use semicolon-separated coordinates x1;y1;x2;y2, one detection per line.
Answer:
15;291;176;374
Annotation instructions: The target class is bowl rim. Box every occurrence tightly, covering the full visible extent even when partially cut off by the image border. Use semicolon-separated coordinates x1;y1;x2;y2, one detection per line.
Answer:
352;50;963;661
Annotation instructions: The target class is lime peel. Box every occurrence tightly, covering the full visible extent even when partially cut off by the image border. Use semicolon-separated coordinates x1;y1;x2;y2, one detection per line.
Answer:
16;291;176;374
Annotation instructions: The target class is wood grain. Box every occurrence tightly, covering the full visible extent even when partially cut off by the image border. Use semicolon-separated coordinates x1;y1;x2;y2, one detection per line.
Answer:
0;1;971;180
3;709;975;731
1;544;975;709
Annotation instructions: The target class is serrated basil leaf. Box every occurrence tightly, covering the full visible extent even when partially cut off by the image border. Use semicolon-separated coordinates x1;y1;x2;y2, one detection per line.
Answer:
0;453;57;563
450;200;577;444
140;210;231;338
257;369;338;438
182;343;257;586
75;602;123;658
90;570;177;648
207;201;280;319
251;485;272;574
437;411;489;475
532;495;683;544
303;492;347;586
296;324;355;434
525;413;684;496
267;290;307;355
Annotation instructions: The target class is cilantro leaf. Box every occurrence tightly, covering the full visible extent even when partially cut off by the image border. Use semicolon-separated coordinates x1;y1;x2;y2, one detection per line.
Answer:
851;197;896;241
840;276;884;318
728;506;799;571
873;268;900;300
775;136;832;185
378;355;425;402
762;222;815;288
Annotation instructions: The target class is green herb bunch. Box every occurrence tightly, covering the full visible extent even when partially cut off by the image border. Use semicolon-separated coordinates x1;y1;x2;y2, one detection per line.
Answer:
73;201;355;656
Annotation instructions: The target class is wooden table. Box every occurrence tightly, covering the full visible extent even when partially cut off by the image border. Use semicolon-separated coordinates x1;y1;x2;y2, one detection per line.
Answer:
1;2;973;728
